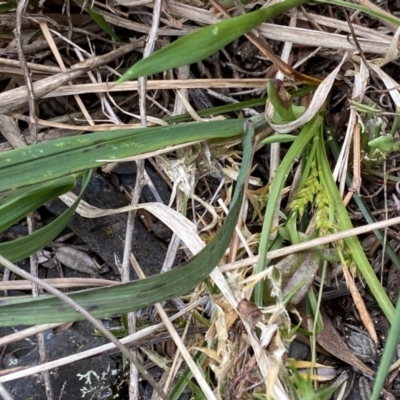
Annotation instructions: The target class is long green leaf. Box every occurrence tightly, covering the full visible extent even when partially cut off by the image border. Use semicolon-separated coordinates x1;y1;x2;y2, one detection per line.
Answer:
256;115;322;305
0;124;255;325
0;118;267;204
329;140;400;271
116;0;308;83
371;293;400;400
318;138;394;322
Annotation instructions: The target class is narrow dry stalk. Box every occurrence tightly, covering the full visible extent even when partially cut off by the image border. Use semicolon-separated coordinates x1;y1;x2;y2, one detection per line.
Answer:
14;0;37;142
0;104;54;398
218;199;254;259
0;278;119;291
355;0;399;32
0;116;26;148
221;215;400;272
0;324;62;347
48;78;271;97
101;9;194;36
0;57;62;74
297;11;391;41
119;2;163;398
38;19;94;125
121;163;144;399
343;121;362;205
342;263;378;343
334;61;368;194
27;215;54;400
74;47;121;124
0;383;13;400
0;41;144;114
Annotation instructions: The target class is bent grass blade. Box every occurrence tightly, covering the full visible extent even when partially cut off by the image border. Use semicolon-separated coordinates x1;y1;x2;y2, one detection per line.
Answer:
0;124;256;325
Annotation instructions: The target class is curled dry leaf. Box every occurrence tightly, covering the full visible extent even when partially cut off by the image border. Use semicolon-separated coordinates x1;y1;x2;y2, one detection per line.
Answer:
59;194;204;254
369;62;400;108
265;54;348;133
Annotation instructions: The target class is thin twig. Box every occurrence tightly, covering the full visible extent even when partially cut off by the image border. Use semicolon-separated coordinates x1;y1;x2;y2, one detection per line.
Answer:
121;1;162;398
220;214;400;271
14;0;37;143
27;215;54;400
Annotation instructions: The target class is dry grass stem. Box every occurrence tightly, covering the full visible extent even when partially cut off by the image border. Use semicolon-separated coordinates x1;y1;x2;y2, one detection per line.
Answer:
221;214;400;272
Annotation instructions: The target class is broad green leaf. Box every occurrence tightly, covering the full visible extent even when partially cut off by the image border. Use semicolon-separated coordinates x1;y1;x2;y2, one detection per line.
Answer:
0;118;258;204
368;135;400;154
0;124;255;325
281;251;321;305
116;0;308;83
0;171;91;262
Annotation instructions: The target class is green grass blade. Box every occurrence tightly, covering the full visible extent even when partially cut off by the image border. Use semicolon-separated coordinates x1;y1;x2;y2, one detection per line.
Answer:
262;134;297;144
0;118;266;203
315;0;400;27
169;350;208;399
116;0;308;83
0;178;76;232
0;123;255;325
85;7;120;42
255;115;323;305
318;138;394;322
371;294;400;400
328;139;400;271
0;171;91;262
165;86;316;124
73;0;120;41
